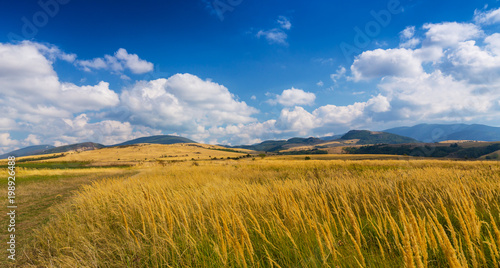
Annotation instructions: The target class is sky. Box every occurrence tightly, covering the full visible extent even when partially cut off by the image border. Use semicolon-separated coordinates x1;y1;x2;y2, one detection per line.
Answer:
1;0;500;151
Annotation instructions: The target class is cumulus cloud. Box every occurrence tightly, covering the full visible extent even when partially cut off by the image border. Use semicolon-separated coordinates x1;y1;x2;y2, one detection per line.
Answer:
485;33;500;55
24;134;41;146
0;133;18;147
0;42;127;152
0;118;16;131
313;102;367;126
378;71;499;121
29;42;77;63
198;120;280;146
269;88;316;106
366;94;391;113
76;48;153;74
423;22;482;47
59;114;161;145
4;7;500;148
351;48;423;81
474;7;500;25
0;42;119;121
120;73;257;132
276;107;317;135
441;40;500;83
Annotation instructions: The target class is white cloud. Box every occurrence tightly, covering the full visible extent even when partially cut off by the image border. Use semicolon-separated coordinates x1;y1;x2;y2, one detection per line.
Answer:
474;7;500;25
76;48;153;75
485;33;500;55
199;120;279;146
378;71;500;120
269;88;316;106
0;42;119;121
313;102;367;126
59;82;120;112
0;42;127;151
120;73;257;132
316;81;324;87
256;16;292;46
334;13;500;134
277;16;291;30
313;58;335;65
29;42;77;63
0;118;16;131
24;134;41;146
400;26;420;48
438;37;500;84
423;22;482;47
0;133;18;147
400;38;420;49
60;114;161;145
4;7;500;148
366;94;391;113
115;48;154;74
256;29;288;45
401;26;415;39
276;107;317;135
330;66;346;82
351;48;423;81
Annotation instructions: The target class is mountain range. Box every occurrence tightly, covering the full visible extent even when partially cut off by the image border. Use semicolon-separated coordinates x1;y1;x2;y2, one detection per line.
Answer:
113;135;196;146
384;124;500;142
236;130;418;152
1;124;500;159
0;135;195;159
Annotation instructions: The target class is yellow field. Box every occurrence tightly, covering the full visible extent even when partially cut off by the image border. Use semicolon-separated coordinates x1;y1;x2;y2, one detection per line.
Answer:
16;158;500;267
9;143;253;166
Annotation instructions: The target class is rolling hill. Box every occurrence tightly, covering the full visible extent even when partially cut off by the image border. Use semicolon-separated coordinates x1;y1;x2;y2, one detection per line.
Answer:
113;135;196;146
0;135;197;160
385;124;500;142
234;131;418;153
27;143;254;166
236;137;324;152
0;143;104;159
320;134;344;141
42;142;105;154
0;145;55;159
344;141;500;159
340;130;420;144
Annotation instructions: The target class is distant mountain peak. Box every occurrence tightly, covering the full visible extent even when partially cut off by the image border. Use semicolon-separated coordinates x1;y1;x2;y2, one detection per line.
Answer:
113;135;196;146
384;123;500;142
341;130;419;144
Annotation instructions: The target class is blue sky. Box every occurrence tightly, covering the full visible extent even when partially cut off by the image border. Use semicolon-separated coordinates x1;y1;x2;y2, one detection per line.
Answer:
1;0;500;150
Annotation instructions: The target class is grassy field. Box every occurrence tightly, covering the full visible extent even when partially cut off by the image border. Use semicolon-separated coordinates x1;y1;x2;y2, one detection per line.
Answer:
0;164;137;268
4;155;498;267
25;143;254;167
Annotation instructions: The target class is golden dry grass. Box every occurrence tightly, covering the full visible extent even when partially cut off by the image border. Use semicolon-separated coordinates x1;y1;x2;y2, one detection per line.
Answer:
1;143;253;167
0;166;137;268
18;159;500;267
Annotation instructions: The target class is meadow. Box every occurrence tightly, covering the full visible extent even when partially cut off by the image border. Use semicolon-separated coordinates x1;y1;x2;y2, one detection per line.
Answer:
8;156;500;267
